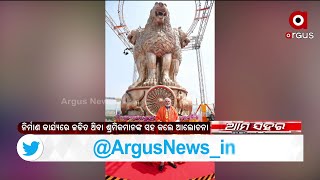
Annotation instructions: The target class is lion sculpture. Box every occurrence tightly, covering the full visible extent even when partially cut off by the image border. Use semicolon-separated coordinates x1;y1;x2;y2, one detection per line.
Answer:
127;2;190;89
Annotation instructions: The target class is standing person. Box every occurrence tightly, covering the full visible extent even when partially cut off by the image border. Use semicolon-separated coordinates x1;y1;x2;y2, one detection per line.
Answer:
155;97;178;171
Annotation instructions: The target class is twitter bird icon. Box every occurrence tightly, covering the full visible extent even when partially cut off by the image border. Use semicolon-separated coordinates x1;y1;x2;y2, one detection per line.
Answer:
17;135;44;161
23;141;40;156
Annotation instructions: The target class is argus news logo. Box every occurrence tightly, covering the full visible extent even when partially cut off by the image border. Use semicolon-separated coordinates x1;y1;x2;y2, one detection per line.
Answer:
286;11;314;39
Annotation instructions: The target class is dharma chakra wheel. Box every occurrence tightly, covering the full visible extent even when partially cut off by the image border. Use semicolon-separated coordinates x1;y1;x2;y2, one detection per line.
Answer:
145;85;176;116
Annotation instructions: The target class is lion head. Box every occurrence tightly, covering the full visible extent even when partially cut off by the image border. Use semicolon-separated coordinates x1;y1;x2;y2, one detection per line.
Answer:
151;2;169;25
128;28;144;45
128;30;138;45
177;27;190;48
146;2;171;29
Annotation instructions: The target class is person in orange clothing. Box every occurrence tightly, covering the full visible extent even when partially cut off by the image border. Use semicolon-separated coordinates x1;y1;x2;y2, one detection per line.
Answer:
156;98;179;122
155;97;178;171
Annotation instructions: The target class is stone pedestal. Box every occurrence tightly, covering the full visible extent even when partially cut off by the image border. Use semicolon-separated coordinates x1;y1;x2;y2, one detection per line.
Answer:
121;85;192;116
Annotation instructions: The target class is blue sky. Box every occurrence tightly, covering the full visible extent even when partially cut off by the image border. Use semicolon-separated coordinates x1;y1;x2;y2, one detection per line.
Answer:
105;1;215;109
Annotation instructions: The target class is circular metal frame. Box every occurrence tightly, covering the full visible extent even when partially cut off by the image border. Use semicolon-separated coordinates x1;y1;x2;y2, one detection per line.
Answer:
117;1;201;36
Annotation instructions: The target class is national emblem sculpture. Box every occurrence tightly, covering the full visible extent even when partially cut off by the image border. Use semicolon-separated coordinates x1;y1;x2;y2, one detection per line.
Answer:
121;2;192;116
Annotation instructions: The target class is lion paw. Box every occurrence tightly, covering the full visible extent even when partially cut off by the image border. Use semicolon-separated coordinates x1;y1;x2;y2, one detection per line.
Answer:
162;76;174;86
143;78;157;86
